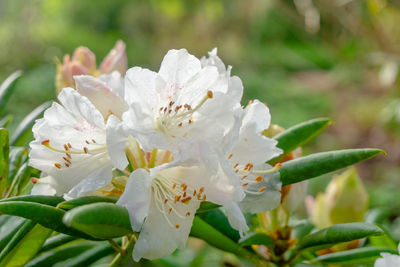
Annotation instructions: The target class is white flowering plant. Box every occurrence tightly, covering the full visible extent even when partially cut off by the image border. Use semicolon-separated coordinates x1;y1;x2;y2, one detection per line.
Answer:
0;43;396;267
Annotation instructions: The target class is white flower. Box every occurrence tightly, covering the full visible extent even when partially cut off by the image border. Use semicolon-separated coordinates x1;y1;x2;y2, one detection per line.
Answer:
117;163;244;261
221;100;283;214
29;74;125;199
374;244;400;267
121;49;242;156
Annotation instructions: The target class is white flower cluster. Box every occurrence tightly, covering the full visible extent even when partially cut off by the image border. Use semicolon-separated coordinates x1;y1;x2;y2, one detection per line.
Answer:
29;48;283;260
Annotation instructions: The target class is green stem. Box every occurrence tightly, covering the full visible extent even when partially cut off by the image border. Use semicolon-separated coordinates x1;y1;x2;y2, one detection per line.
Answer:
109;235;137;267
108;239;125;256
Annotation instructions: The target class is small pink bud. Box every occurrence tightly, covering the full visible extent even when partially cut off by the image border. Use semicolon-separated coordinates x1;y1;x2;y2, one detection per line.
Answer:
72;46;96;71
99;40;128;75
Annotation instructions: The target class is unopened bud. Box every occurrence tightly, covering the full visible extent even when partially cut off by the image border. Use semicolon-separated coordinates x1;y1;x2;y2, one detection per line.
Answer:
99;40;128;75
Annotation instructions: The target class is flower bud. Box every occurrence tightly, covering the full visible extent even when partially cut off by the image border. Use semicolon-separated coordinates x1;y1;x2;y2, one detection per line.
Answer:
99;40;128;75
56;47;96;93
310;167;369;229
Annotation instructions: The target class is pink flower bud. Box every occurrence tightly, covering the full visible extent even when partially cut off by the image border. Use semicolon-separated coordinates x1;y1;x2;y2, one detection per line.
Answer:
72;46;96;72
99;40;128;75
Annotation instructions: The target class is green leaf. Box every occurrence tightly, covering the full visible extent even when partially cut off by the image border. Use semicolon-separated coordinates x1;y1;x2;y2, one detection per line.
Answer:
296;222;384;250
26;242;96;267
0;115;12;128
0;220;35;263
62;240;120;267
7;147;27;185
196;201;220;214
197;209;240;241
40;234;79;252
11;101;51;146
270;118;331;164
63;203;133;239
0;71;22;115
0;224;52;267
0;195;65;207
0;215;26;251
0;128;9;198
0;201;95;239
280;149;384;186
315;247;398;264
238;232;274;248
57;196;118;210
190;216;252;258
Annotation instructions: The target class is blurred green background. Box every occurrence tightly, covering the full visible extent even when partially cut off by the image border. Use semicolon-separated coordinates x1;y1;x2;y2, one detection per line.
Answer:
1;0;400;263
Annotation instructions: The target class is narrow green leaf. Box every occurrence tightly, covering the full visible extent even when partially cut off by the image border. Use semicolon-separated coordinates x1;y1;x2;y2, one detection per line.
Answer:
0;201;95;239
196;201;221;214
11;101;51;146
0;71;22;115
40;234;79;252
315;247;398;264
57;196;118;210
296;223;384;250
238;232;275;248
0;195;65;207
190;216;251;258
197;209;240;241
270;118;331;164
0;220;35;263
0;115;12;128
63;203;133;239
0;215;26;251
0;224;52;267
62;240;120;267
280;149;384;186
0;128;9;198
7;147;27;185
26;242;96;267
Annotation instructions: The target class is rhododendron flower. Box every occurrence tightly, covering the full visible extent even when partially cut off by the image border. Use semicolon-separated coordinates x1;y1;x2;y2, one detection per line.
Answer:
56;40;128;93
29;74;125;199
120;49;242;157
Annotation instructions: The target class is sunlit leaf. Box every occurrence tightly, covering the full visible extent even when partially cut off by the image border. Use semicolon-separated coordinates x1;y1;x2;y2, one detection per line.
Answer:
57;196;118;210
0;128;9;198
270;118;331;164
63;203;132;239
26;242;96;267
40;234;79;253
296;222;384;250
280;149;384;186
0;195;65;207
0;71;22;115
0;201;94;239
314;247;398;264
0;224;52;267
190;216;251;257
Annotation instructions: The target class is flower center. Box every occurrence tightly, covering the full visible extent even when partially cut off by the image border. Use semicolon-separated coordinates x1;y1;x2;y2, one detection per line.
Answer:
41;139;107;169
155;91;213;135
152;174;206;229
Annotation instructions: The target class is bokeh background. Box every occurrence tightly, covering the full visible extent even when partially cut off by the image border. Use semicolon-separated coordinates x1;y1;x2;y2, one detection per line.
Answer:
1;0;400;265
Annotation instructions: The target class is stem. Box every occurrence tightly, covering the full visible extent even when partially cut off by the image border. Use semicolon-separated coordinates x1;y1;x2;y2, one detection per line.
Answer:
109;235;137;267
108;239;125;256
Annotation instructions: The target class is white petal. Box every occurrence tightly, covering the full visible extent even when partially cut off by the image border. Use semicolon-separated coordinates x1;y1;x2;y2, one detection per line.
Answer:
106;115;129;170
74;75;127;119
132;193;197;261
124;67;158;108
117;169;152;232
64;162;113;200
224;202;249;234
158;49;201;86
98;71;125;100
239;169;282;213
30;176;59;196
242;100;271;133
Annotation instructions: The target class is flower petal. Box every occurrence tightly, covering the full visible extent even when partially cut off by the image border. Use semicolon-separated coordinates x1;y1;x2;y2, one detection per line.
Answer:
106;115;129;170
117;169;152;232
74;75;127;119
